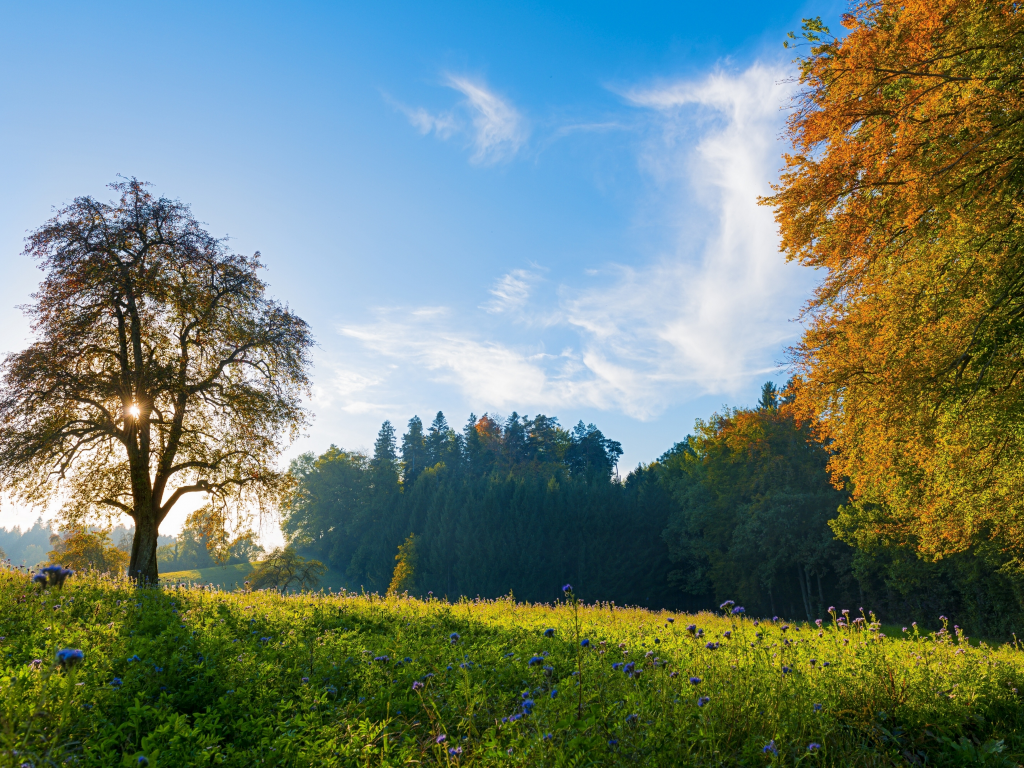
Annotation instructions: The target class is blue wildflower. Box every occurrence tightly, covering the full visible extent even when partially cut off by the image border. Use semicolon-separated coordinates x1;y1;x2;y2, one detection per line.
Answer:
608;739;619;748
528;655;544;666
763;740;778;756
814;703;823;712
436;734;446;744
697;695;710;707
689;676;701;685
412;680;424;691
550;688;558;698
544;628;555;637
808;742;821;752
111;677;123;688
782;666;791;674
667;617;675;623
580;638;590;648
686;624;697;634
612;662;622;670
720;600;735;611
562;584;572;593
56;648;83;666
543;733;553;741
732;606;745;615
625;713;639;725
705;642;719;651
448;746;462;756
449;632;460;644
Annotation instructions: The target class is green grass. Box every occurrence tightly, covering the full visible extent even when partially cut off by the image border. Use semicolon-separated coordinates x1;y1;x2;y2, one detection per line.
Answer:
2;569;1024;766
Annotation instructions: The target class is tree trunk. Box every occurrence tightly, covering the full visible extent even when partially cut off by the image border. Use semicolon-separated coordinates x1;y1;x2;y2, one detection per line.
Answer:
129;512;160;583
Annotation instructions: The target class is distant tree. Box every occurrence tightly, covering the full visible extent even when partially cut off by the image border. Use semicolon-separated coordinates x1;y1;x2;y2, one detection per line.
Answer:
371;421;400;484
401;417;428;485
48;528;129;574
757;381;779;411
388;532;418;594
0;180;313;583
248;546;326;593
567;422;622;479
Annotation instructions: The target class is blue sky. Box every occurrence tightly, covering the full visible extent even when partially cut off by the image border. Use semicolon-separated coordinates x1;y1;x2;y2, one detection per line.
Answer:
0;0;844;536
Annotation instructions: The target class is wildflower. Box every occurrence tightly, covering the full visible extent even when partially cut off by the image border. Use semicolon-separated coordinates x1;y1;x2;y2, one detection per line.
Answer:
608;739;619;747
543;733;553;741
782;666;791;674
528;656;544;666
705;642;719;651
612;663;622;671
814;703;822;712
815;619;823;627
32;572;46;585
522;698;535;713
939;615;948;622
137;759;150;767
111;677;123;688
436;734;446;744
686;624;697;634
667;617;675;623
720;600;735;611
562;584;572;593
902;627;908;633
580;638;590;647
697;696;710;707
689;676;701;685
550;688;558;698
763;740;778;756
56;648;83;666
808;743;821;752
732;606;745;615
373;655;390;663
301;677;309;684
623;662;635;676
696;628;704;638
625;713;639;725
544;628;555;638
781;625;790;632
723;631;731;639
449;632;460;644
448;746;462;756
543;664;554;676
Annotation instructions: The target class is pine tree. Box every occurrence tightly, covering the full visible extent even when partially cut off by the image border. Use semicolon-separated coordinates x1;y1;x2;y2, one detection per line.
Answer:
401;416;428;486
426;411;451;467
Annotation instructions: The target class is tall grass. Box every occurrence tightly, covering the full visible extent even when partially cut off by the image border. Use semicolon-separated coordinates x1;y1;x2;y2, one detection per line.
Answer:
1;567;1022;766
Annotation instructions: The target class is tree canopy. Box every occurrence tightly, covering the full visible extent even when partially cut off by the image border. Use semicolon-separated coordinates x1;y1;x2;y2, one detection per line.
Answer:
765;1;1024;564
0;179;313;581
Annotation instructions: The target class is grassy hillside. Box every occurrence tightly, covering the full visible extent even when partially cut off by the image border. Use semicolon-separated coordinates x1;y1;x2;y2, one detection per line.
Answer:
2;569;1023;766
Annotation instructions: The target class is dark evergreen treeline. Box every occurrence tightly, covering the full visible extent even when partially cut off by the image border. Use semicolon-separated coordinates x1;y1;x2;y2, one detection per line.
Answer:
283;412;683;608
283;391;1024;637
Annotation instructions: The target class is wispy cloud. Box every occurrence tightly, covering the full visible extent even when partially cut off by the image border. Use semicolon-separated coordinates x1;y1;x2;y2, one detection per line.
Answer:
394;75;528;165
483;268;539;314
352;63;806;419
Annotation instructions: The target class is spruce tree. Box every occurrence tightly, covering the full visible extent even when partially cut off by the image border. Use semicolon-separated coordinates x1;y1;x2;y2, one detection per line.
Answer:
401;416;428;486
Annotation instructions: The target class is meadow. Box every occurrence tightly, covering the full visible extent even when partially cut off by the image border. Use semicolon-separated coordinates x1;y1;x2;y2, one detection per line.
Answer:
2;568;1023;767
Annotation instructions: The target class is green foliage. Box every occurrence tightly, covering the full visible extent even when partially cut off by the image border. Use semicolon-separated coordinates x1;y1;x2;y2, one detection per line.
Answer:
3;569;1024;766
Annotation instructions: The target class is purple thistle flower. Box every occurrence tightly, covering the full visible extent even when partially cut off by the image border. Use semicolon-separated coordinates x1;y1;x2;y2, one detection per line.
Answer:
412;680;424;691
732;606;745;615
448;746;462;756
436;734;446;744
705;642;719;651
687;624;697;634
720;600;735;611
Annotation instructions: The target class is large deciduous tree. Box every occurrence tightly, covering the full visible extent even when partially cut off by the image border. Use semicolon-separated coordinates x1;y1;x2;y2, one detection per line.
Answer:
765;1;1024;565
0;179;313;582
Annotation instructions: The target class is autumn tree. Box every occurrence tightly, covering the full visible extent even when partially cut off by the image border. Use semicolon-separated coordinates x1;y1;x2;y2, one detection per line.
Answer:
765;1;1024;565
0;179;313;582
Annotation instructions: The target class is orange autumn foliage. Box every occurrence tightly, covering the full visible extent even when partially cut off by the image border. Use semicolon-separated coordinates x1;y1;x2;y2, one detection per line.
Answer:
765;1;1024;563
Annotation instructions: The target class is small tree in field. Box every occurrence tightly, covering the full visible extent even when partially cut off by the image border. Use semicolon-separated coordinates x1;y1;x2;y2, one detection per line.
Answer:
0;179;313;582
248;547;326;593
